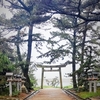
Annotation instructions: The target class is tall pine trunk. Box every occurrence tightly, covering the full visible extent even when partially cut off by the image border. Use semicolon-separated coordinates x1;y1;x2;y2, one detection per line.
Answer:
77;23;88;87
24;24;33;90
72;29;77;88
72;17;77;88
16;28;33;91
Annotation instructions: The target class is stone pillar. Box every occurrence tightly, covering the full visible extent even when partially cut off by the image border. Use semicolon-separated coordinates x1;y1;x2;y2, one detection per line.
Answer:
19;80;22;92
94;81;97;93
9;81;12;96
59;67;62;89
89;81;97;92
41;68;44;89
15;75;22;92
6;72;13;96
17;80;19;91
89;81;92;92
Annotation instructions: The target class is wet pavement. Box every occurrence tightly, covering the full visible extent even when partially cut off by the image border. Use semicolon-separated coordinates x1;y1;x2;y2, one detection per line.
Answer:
29;88;75;100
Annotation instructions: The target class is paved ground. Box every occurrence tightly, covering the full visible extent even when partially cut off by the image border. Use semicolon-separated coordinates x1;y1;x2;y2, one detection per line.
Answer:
29;88;75;100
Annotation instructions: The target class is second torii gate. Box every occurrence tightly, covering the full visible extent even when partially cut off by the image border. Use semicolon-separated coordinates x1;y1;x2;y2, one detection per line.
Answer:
37;63;67;89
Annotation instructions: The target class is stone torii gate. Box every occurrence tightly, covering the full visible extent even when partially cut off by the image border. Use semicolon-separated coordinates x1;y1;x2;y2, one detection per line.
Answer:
37;63;67;89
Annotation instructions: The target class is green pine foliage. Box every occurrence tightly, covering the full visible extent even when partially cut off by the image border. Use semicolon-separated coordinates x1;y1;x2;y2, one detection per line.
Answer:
0;52;15;72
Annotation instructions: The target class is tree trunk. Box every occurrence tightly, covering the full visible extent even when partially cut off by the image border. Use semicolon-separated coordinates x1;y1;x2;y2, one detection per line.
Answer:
23;66;31;90
72;18;77;88
72;29;77;88
15;29;32;91
26;24;33;63
81;25;87;66
24;24;33;90
16;30;24;70
16;30;22;61
16;26;33;90
78;23;88;87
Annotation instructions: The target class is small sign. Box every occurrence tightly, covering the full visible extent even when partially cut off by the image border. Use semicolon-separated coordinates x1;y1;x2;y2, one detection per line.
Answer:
6;72;13;76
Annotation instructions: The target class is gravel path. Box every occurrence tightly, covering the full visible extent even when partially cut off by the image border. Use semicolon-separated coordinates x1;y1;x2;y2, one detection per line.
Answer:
29;88;75;100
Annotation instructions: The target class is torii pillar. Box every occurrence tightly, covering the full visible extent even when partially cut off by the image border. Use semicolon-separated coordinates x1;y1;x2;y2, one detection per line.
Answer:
37;64;66;89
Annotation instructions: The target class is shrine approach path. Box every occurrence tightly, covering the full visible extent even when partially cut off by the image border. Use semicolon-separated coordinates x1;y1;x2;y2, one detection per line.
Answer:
29;88;74;100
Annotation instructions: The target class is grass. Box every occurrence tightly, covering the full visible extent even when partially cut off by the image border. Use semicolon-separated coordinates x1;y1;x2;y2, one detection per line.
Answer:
34;85;73;89
63;85;73;89
77;87;100;99
33;86;58;90
43;86;60;88
63;85;100;99
43;85;73;89
33;86;41;91
43;86;55;88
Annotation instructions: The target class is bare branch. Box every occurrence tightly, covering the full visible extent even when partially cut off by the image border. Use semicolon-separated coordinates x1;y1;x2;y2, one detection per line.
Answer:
77;0;81;16
5;0;24;9
18;0;30;13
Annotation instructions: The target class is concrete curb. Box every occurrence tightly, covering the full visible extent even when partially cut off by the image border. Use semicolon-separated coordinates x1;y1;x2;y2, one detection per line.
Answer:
23;90;40;100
